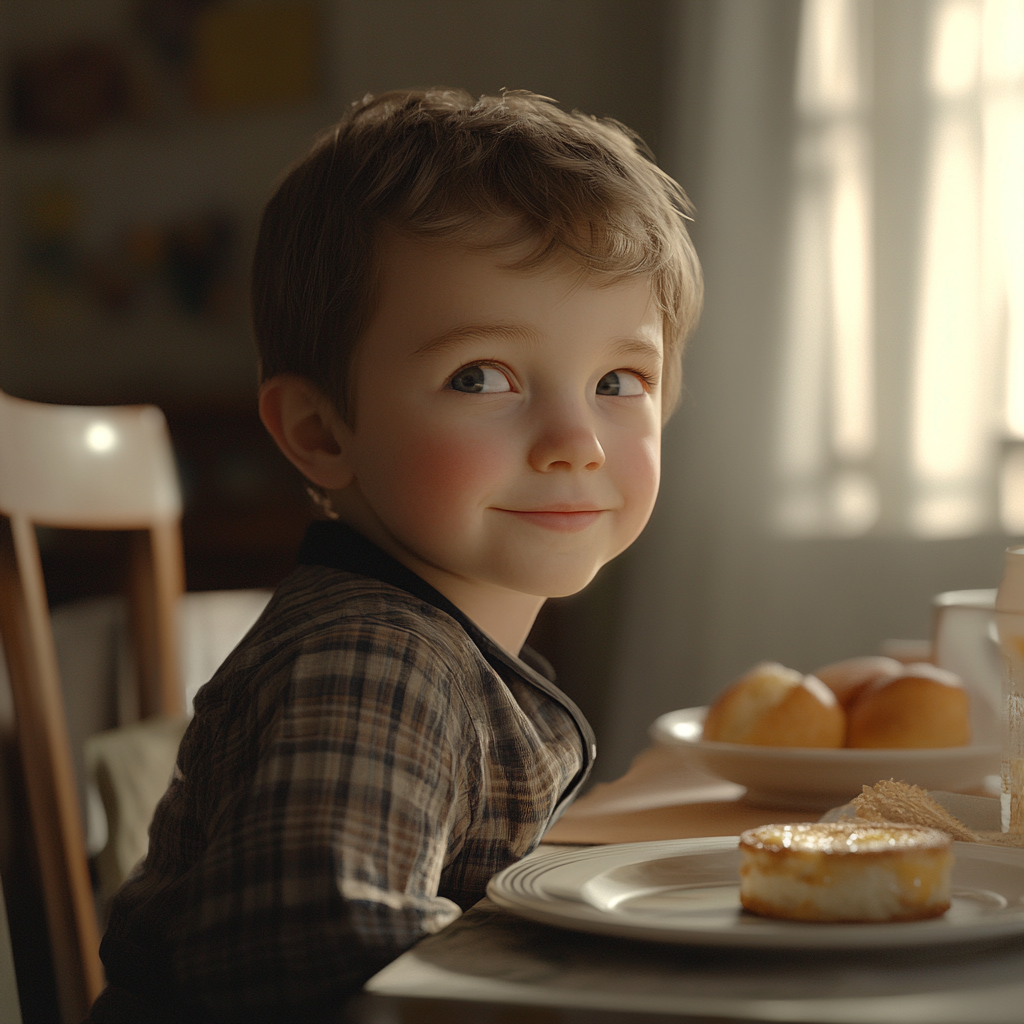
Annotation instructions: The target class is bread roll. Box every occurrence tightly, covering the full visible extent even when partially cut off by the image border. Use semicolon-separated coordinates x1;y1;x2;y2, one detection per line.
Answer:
703;662;845;747
845;663;970;748
739;822;953;923
813;656;903;709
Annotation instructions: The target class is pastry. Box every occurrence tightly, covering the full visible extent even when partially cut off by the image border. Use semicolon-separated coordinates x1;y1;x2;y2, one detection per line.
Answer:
845;663;970;748
813;656;903;709
739;821;953;922
702;662;845;747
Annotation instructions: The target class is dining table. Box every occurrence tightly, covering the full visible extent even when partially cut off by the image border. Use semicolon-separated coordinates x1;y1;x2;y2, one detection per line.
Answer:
347;744;1024;1024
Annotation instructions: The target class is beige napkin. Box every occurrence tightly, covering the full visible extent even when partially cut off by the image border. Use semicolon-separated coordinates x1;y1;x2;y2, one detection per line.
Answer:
825;779;1023;848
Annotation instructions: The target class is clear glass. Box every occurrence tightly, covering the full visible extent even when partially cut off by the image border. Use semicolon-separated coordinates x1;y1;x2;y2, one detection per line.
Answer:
995;547;1024;833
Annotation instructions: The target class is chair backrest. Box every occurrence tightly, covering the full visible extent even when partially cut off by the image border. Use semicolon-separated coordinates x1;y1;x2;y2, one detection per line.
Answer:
0;390;186;1023
0;392;181;527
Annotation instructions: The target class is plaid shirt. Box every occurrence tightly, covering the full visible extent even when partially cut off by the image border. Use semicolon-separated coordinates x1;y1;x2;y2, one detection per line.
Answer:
99;522;595;1021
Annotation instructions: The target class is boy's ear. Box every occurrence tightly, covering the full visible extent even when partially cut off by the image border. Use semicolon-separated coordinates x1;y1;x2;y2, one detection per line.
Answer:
258;374;355;490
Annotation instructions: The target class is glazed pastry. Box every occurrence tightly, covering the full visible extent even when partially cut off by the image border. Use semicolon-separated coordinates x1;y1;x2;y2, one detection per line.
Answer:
813;656;903;710
845;663;970;748
739;821;953;922
702;662;845;747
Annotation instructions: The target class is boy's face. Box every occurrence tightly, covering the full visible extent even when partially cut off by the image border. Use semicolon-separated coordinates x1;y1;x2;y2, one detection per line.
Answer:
333;230;663;600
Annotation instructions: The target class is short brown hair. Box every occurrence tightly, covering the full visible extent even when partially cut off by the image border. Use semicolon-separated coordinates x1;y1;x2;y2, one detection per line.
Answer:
252;88;702;419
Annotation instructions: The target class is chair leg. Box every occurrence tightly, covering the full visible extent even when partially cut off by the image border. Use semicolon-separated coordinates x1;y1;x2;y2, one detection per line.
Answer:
0;516;103;1023
127;524;184;719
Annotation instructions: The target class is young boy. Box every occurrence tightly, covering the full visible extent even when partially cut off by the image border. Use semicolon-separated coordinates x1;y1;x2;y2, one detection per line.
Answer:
91;88;702;1022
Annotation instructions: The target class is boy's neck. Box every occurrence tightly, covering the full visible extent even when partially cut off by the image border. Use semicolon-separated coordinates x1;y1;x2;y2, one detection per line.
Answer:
409;567;547;658
334;507;546;657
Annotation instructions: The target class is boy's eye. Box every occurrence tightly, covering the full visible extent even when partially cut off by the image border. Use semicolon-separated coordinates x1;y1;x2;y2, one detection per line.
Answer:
596;370;646;397
448;364;512;394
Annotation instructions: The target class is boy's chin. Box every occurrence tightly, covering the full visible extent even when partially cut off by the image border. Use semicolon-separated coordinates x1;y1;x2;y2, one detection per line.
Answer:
508;564;606;600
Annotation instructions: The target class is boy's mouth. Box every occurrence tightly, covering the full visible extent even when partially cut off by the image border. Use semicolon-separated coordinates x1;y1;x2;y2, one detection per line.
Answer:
495;508;604;533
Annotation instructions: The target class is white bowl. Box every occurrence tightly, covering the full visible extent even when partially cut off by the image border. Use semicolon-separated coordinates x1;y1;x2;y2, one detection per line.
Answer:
650;706;1000;810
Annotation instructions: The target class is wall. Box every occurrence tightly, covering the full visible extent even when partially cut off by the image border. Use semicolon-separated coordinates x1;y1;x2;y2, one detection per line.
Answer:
0;0;671;404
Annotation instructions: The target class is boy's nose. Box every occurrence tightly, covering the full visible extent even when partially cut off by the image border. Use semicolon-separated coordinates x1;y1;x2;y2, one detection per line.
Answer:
528;412;606;473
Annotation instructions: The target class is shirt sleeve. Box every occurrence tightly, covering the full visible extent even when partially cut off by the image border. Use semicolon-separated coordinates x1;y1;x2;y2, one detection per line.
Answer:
165;620;477;1020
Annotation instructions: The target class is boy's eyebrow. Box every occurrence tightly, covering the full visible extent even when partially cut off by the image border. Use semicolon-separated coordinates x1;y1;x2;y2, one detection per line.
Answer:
613;338;663;364
414;325;664;362
413;323;539;356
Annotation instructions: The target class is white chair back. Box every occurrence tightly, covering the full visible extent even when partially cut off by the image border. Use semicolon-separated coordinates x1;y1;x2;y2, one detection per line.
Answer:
0;391;181;526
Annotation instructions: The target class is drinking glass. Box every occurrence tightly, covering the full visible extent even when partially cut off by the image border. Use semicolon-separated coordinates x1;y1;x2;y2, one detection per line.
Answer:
995;547;1024;833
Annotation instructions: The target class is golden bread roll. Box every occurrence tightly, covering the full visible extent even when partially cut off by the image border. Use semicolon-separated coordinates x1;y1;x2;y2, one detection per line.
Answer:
702;662;845;747
739;822;953;922
845;663;970;748
813;655;903;710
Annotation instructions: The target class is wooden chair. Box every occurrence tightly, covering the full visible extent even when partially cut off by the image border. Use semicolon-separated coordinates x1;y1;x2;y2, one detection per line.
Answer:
0;390;184;1023
0;870;23;1024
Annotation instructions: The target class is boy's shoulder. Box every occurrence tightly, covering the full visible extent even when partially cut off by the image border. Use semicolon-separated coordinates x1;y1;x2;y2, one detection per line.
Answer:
193;557;539;746
213;561;486;694
265;560;476;644
180;561;495;785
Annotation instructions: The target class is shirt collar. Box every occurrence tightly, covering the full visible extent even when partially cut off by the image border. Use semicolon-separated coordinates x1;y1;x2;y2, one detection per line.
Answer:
296;519;560;679
296;518;597;815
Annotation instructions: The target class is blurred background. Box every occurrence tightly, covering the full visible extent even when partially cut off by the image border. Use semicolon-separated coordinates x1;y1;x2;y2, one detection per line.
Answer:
2;0;1023;793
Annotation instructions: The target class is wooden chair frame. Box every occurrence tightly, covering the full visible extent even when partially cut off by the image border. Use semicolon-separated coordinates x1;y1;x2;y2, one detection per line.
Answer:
0;394;184;1022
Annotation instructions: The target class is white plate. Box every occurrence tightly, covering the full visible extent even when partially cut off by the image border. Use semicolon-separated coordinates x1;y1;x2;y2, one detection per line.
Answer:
489;837;1024;949
651;706;1000;809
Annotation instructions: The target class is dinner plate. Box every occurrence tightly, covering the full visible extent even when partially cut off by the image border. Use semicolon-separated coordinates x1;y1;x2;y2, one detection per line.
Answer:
650;706;1000;809
488;837;1024;949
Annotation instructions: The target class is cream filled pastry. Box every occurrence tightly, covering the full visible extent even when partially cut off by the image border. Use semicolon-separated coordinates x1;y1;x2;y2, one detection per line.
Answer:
739;822;953;923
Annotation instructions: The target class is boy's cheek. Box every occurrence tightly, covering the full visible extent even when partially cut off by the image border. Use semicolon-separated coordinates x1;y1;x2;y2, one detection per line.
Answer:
638;435;661;495
369;427;509;518
611;433;661;505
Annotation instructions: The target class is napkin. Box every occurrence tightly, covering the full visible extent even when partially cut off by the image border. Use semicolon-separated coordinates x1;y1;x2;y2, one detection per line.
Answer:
821;783;1014;844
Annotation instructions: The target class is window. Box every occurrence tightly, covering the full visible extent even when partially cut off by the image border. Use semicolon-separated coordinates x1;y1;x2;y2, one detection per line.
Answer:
775;0;1024;538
